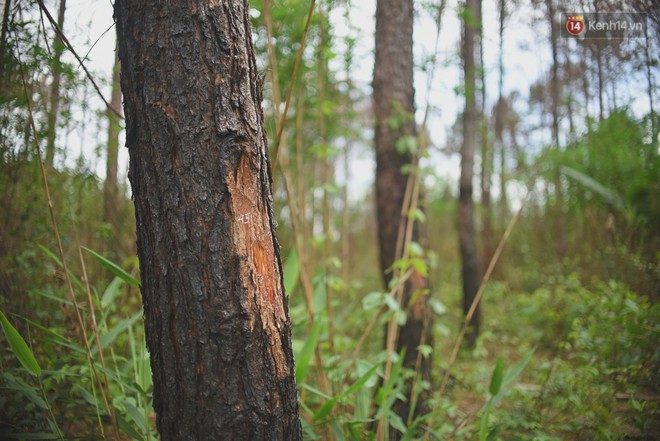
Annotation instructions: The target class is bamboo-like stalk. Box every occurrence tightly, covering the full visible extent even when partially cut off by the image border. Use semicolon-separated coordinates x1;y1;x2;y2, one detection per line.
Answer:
271;0;316;175
376;1;447;437
16;36;120;440
263;0;332;404
78;246;120;437
317;2;336;354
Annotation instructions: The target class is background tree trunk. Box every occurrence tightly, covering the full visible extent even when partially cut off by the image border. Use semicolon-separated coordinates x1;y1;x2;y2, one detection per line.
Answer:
103;48;121;244
478;0;492;269
547;0;566;257
459;0;482;348
373;0;432;425
114;1;302;439
45;0;65;167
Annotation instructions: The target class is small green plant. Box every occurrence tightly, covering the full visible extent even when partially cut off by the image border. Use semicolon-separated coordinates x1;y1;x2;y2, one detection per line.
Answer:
0;246;155;440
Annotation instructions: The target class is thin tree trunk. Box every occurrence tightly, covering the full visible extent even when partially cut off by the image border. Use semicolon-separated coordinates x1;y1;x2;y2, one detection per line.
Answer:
114;1;302;439
478;0;492;268
103;48;122;237
374;0;431;426
45;0;66;167
496;0;508;220
644;22;657;144
0;0;12;64
597;42;604;122
547;0;566;257
460;0;482;348
317;6;336;353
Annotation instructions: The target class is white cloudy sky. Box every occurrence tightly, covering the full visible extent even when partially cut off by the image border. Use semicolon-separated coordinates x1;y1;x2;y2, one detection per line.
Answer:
57;0;651;205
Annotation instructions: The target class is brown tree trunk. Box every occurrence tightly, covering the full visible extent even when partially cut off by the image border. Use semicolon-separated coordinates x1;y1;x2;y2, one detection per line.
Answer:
374;0;431;425
460;0;482;348
45;0;65;167
114;1;302;439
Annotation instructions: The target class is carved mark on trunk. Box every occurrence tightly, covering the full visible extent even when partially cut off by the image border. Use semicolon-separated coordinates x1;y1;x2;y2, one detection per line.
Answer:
227;153;289;379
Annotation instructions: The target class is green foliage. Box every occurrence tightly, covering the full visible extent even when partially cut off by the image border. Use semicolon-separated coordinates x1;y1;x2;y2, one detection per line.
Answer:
0;251;155;440
0;309;41;376
485;277;660;439
2;1;658;440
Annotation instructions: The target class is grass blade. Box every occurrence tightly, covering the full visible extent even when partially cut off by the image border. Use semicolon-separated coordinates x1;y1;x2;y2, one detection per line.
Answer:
283;247;299;295
489;356;504;396
296;317;323;384
0;310;41;376
81;246;140;287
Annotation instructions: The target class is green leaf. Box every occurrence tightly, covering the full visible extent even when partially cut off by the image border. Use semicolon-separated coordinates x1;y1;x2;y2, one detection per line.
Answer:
479;401;492;441
410;258;428;277
2;373;47;409
502;348;535;389
102;276;125;308
82;246;140;287
37;244;62;267
407;241;424;257
407;208;426;223
383;294;401;312
429;298;447;315
74;384;99;406
119;398;148;432
296;317;323;384
560;165;626;211
99;312;142;349
283;247;299;296
362;292;384;311
395;136;418;154
342;364;380;397
116;413;144;441
0;310;41;376
489;356;504;396
388;410;407;434
313;396;338;420
491;348;536;408
31;289;73;306
417;344;433;358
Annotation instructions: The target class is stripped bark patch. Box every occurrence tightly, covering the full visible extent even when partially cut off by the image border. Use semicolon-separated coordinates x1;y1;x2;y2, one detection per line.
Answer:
227;152;289;378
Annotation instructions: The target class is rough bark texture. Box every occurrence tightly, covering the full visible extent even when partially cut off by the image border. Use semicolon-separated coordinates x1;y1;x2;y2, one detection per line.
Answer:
114;1;302;439
374;0;431;425
460;0;482;348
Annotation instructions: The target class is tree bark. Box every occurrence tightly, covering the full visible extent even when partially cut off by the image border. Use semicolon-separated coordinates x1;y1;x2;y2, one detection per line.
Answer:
114;1;302;439
374;0;432;425
460;0;482;348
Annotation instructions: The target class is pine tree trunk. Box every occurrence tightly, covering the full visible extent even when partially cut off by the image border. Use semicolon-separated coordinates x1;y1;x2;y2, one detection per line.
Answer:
373;0;432;425
460;0;482;348
114;1;302;439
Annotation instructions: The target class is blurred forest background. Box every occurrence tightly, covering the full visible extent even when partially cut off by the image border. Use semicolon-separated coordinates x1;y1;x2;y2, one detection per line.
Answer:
0;0;658;439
